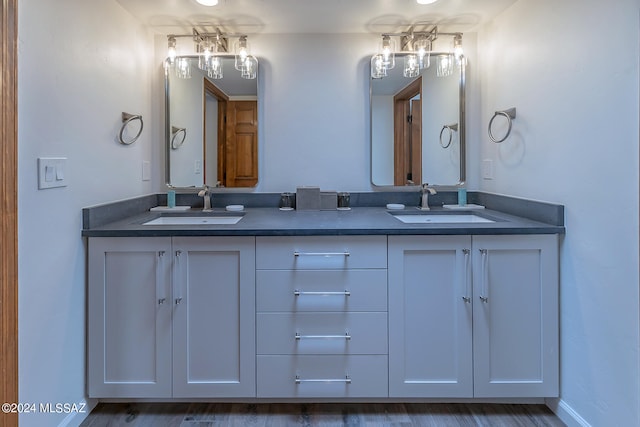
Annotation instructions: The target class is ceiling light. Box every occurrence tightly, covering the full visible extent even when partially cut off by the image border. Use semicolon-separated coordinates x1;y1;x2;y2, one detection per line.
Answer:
416;0;438;4
196;0;219;6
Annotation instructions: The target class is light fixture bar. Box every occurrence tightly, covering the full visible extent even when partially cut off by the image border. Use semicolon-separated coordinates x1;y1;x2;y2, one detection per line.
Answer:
166;28;258;80
371;25;464;80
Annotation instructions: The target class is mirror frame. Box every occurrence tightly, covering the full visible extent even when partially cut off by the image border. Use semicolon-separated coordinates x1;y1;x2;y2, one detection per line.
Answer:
370;52;466;189
164;54;260;190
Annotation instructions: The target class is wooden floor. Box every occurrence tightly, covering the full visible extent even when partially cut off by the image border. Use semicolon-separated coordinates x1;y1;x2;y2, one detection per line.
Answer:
79;402;566;427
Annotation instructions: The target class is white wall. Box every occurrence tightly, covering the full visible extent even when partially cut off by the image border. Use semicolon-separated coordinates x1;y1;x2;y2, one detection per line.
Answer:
477;1;639;426
17;1;155;426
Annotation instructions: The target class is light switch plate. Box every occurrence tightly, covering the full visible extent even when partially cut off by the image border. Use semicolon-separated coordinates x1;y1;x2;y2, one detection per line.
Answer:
38;157;68;189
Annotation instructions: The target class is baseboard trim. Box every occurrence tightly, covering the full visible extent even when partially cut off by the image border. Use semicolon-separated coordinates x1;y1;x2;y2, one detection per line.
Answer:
546;398;591;427
57;398;98;427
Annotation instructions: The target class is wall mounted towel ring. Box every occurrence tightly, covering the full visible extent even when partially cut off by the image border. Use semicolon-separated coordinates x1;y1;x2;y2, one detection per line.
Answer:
118;112;143;145
488;107;516;143
171;126;187;149
439;123;458;148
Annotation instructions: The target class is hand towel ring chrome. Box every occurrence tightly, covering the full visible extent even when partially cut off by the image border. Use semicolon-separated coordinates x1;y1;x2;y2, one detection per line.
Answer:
118;112;143;145
488;108;516;143
439;123;458;148
171;126;187;149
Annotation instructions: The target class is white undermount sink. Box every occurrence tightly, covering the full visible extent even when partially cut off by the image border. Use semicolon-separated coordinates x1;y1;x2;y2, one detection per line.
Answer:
143;216;244;225
391;213;495;224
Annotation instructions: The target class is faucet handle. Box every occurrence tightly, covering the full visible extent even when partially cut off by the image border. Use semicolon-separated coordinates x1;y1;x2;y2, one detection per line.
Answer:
421;183;437;195
198;185;211;197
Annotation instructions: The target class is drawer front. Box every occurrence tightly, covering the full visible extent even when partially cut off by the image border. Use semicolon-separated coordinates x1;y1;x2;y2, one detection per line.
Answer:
257;312;388;355
256;236;387;270
257;355;388;398
256;270;387;312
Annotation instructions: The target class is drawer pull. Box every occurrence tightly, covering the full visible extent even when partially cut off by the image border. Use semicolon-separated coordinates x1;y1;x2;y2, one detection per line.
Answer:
295;375;351;384
293;251;350;257
295;332;351;341
294;290;351;297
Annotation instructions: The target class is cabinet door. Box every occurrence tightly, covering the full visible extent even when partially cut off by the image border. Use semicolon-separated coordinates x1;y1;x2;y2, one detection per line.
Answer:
88;237;172;398
472;235;559;397
172;236;256;397
388;235;473;397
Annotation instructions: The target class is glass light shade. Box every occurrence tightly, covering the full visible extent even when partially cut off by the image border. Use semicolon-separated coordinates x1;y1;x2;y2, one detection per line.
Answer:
167;36;177;63
415;38;431;69
235;37;251;71
198;47;211;70
403;54;420;78
196;0;219;5
379;36;396;70
175;57;192;79
371;54;387;79
208;56;223;79
241;55;258;79
436;54;453;77
417;0;438;4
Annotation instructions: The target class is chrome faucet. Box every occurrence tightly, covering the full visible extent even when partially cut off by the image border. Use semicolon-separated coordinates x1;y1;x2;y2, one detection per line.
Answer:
198;185;212;212
419;183;437;210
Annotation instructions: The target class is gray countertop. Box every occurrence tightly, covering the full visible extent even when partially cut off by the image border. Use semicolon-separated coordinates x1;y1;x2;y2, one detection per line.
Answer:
81;204;565;237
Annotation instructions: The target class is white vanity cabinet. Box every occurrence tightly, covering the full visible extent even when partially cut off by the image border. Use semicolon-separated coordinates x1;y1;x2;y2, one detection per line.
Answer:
471;235;559;398
388;234;558;398
88;237;173;398
255;236;389;398
88;236;255;398
171;236;255;397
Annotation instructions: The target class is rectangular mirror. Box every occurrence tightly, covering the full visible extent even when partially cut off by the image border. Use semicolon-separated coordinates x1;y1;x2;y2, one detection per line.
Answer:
371;52;465;187
165;55;259;189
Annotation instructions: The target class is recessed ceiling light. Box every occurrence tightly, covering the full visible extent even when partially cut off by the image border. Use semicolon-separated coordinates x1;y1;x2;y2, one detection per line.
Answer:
196;0;218;6
417;0;439;4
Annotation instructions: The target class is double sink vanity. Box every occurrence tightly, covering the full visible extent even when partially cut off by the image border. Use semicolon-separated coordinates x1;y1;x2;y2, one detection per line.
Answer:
77;24;572;403
83;191;564;401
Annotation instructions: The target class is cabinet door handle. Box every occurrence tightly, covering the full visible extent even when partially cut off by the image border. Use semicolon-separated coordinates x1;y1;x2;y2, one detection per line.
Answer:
174;250;183;305
293;251;350;257
295;375;351;384
295;332;351;340
156;251;166;305
462;249;472;303
479;249;489;303
294;290;351;297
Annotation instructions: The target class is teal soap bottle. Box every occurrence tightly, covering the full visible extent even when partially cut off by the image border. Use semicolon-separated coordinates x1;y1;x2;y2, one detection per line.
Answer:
457;188;467;206
167;190;176;208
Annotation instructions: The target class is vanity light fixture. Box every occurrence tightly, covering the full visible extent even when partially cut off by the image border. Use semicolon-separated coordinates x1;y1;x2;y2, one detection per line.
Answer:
403;54;420;78
436;54;453;77
453;33;465;64
234;35;258;78
166;29;257;80
371;26;462;79
167;36;177;64
371;54;387;79
175;57;192;79
378;35;396;71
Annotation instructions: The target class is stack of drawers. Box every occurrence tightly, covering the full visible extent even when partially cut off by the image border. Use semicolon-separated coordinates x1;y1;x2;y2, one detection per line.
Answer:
256;236;389;398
